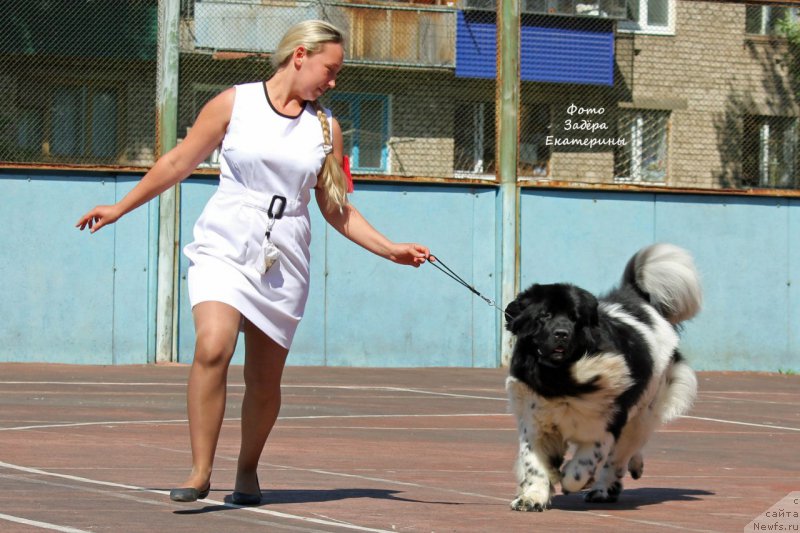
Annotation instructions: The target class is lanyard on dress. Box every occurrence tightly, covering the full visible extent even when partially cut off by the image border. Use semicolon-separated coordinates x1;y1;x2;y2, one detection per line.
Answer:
265;195;286;238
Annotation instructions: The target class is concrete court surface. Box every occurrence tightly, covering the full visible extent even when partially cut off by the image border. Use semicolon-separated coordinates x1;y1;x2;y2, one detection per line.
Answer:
0;363;797;532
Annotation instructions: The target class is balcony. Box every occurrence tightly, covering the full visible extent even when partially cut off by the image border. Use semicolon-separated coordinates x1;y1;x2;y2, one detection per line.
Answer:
192;0;455;68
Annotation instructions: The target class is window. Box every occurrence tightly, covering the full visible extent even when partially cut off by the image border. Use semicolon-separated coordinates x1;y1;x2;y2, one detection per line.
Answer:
326;93;389;173
614;109;670;183
16;109;43;157
618;0;674;35
743;116;797;188
519;104;551;178
47;84;121;161
190;83;228;168
464;0;629;19
454;101;550;178
454;101;495;177
745;5;798;36
51;86;118;159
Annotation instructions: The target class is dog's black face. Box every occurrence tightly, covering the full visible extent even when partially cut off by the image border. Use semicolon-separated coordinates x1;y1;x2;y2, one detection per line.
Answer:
505;283;599;369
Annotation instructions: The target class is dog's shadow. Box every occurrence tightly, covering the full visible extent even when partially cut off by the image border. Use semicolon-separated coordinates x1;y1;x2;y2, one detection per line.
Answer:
173;488;460;515
552;487;714;511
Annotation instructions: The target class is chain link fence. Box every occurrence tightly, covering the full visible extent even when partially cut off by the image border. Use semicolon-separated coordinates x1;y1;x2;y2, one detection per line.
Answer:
1;0;798;190
1;0;157;167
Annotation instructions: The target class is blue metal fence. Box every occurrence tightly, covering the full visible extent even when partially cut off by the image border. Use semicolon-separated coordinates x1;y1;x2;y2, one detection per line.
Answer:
1;170;797;371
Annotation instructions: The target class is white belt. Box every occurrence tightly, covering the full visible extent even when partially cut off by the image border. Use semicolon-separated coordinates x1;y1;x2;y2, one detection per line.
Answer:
217;180;306;217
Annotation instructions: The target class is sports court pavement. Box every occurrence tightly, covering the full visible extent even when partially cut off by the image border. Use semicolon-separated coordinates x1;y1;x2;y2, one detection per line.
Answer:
0;363;797;532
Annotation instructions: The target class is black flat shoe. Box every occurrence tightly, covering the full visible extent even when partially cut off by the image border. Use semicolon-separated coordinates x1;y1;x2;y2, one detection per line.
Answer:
231;491;262;505
170;484;211;502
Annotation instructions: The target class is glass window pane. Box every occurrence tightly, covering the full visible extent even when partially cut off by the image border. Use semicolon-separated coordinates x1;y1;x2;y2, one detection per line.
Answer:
519;105;550;177
17;109;43;152
766;7;788;34
91;90;117;158
641;111;668;181
615;110;668;182
647;0;668;27
329;99;354;160
745;6;763;34
626;0;639;23
51;87;85;156
454;102;478;172
358;98;385;169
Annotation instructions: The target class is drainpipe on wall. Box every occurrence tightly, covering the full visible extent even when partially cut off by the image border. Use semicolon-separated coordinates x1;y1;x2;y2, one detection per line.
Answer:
497;0;520;367
155;0;181;363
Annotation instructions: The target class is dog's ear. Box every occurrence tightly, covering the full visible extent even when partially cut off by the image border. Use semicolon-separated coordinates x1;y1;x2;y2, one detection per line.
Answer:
504;285;538;334
504;298;523;333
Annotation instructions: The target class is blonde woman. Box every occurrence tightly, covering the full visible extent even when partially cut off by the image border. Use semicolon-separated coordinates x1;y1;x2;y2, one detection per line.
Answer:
77;20;429;505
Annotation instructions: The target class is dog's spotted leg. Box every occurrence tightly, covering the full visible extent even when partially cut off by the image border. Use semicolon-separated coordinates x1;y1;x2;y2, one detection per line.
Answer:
585;460;626;503
628;451;644;480
507;377;563;512
588;405;656;502
560;435;614;494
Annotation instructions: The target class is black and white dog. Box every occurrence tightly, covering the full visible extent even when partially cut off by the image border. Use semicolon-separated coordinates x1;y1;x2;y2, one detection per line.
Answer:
505;243;701;511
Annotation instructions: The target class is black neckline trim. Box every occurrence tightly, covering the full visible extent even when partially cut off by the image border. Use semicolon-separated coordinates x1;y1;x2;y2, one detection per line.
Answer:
263;82;306;119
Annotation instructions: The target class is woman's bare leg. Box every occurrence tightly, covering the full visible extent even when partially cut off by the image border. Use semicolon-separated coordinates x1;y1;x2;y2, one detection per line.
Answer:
177;301;241;490
234;319;289;495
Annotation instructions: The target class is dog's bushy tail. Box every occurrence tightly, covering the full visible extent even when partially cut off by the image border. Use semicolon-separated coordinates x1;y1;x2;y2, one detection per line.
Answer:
657;352;698;422
623;243;702;324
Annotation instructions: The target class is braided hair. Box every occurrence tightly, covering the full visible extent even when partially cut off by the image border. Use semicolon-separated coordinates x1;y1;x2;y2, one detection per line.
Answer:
311;100;349;210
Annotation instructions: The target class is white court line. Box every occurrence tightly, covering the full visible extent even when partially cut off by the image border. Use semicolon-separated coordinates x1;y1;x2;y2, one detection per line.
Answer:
0;413;507;432
681;415;800;432
2;381;797;434
0;513;90;533
0;419;190;432
0;461;394;533
0;382;507;401
0;382;185;386
4;412;799;434
698;390;798;396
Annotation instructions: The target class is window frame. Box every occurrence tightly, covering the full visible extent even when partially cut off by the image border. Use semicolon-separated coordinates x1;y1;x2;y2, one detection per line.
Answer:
745;5;798;37
617;0;675;36
41;80;125;164
742;115;798;189
614;108;671;184
190;82;228;169
326;92;390;174
453;100;494;179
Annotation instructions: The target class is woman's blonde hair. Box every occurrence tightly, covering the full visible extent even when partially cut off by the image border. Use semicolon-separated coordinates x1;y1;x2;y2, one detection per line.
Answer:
271;19;344;70
273;20;348;210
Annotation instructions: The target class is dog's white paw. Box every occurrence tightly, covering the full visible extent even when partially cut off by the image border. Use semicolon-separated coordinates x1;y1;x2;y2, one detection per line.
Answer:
510;495;550;512
585;480;623;503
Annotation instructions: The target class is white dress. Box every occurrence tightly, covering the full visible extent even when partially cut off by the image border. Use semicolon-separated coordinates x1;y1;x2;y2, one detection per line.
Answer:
183;82;330;349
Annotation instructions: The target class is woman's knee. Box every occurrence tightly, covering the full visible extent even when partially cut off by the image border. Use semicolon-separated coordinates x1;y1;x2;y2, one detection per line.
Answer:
194;329;237;368
191;302;241;368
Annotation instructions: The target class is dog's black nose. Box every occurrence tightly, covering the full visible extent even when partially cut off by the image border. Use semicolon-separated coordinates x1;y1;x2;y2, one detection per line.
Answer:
553;329;569;341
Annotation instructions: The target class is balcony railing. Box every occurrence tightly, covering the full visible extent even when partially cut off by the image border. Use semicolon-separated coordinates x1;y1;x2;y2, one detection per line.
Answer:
192;0;456;68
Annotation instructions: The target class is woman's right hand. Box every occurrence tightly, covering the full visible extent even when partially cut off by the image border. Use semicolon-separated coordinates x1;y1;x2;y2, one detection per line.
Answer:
76;204;124;233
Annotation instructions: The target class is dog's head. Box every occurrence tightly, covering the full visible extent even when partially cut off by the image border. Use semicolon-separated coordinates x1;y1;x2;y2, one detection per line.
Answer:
505;283;598;368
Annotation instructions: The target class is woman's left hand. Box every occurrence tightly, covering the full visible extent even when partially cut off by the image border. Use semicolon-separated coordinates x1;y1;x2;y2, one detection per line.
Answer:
388;243;430;267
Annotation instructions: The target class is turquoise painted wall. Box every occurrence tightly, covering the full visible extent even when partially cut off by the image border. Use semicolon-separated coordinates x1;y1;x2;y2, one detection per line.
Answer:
1;170;797;371
0;172;158;364
177;180;499;367
520;190;799;372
